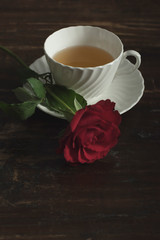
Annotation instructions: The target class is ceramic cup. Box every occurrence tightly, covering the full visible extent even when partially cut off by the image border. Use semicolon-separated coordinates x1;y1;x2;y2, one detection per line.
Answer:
44;26;141;104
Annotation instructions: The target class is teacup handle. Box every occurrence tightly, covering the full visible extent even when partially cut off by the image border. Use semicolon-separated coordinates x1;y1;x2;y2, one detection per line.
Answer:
122;50;141;73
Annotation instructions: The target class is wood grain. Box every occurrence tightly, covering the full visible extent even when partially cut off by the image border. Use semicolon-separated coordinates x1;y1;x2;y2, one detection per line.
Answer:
0;0;160;239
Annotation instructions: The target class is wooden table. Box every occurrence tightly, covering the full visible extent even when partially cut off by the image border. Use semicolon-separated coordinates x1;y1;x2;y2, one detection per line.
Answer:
0;0;160;239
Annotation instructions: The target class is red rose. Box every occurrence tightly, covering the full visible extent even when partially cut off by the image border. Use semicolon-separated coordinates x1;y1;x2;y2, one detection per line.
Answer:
57;100;121;164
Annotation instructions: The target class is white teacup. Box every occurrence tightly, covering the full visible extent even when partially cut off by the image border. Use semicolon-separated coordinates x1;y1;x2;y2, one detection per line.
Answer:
44;26;141;104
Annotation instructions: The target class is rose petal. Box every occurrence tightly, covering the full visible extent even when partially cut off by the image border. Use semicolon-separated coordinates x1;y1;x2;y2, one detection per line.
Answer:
64;145;77;163
70;107;87;132
83;147;109;162
75;112;103;129
57;99;121;164
88;100;121;126
77;148;90;164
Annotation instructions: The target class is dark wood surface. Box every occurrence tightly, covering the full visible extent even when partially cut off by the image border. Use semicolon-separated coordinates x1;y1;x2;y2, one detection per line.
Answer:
0;0;160;239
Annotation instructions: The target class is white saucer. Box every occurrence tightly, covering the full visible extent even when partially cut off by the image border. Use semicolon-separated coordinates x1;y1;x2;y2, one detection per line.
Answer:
30;56;144;118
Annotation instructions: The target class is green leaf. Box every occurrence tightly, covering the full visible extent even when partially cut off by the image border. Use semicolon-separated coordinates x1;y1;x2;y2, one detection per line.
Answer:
13;87;39;102
45;85;87;117
27;78;46;99
74;97;83;111
0;100;40;120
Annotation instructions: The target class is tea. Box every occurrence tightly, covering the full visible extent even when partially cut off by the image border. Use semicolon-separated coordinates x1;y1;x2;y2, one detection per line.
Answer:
53;45;114;67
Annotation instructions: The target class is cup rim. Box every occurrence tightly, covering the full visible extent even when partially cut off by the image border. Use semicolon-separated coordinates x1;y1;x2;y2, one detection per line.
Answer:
44;25;124;70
